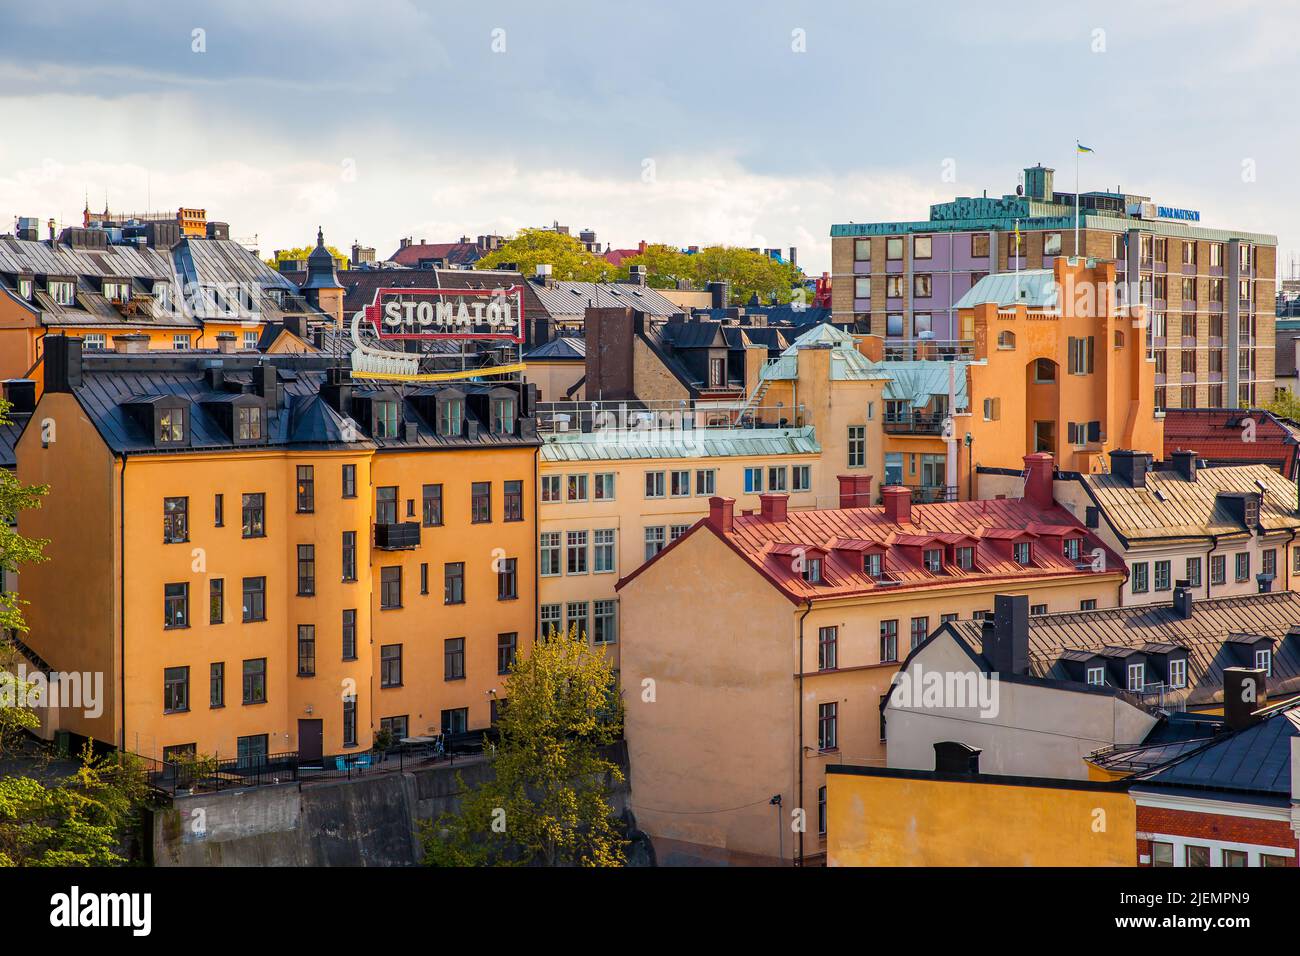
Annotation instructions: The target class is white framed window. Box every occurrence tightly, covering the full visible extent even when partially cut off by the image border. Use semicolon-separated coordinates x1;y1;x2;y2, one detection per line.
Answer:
743;467;763;494
1127;662;1146;691
539;603;562;638
923;549;942;573
864;552;883;578
670;470;691;497
792;465;811;493
848;426;865;468
49;280;75;305
1168;658;1187;689
593;473;615;500
768;467;787;492
566;474;589;502
1255;648;1273;676
695;469;716;495
593;529;615;573
1013;542;1031;565
592;600;617;645
566;531;588;574
801;556;823;584
173;334;191;350
1086;666;1105;686
644;526;666;561
644;471;665;499
243;330;259;350
16;278;33;300
669;524;691;542
541;475;561;503
83;333;107;351
539;532;561;577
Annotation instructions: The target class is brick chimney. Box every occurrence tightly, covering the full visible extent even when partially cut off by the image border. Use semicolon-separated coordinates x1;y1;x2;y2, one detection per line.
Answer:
759;493;788;522
1023;452;1055;508
215;332;237;354
881;485;912;524
837;474;874;509
707;496;735;534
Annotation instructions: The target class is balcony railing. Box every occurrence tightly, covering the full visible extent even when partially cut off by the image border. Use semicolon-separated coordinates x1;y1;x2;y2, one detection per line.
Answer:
885;483;958;504
374;521;421;550
537;401;804;434
883;411;950;435
882;339;973;362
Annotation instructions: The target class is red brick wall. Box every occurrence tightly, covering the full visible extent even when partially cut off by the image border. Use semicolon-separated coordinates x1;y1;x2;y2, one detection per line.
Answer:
1136;805;1298;866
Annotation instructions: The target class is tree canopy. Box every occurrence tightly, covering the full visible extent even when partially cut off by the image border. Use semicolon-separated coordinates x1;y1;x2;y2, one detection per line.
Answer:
475;228;614;282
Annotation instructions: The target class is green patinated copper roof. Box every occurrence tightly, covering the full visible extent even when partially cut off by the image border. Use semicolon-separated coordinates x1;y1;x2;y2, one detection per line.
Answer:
539;425;820;462
953;270;1060;310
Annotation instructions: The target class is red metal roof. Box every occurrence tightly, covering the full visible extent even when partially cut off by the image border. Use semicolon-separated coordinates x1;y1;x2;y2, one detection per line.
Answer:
618;493;1125;604
388;242;482;268
1162;408;1300;478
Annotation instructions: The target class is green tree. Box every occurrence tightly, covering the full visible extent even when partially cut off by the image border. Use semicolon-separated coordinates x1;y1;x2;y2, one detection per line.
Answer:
1264;391;1300;421
616;243;693;289
265;246;348;270
685;245;803;305
475;228;613;282
422;626;627;867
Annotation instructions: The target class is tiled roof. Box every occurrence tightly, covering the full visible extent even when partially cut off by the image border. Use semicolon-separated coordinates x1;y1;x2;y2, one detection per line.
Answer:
1075;463;1300;542
1162;407;1300;478
539;425;819;462
628;494;1123;603
947;591;1300;707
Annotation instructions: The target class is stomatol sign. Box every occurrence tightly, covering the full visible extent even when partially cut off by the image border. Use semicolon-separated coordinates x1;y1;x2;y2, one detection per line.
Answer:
360;286;525;343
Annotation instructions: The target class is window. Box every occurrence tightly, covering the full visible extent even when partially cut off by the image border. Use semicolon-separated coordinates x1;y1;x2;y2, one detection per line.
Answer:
1186;556;1202;589
420;562;428;595
818;702;838;751
421;484;443;527
847;425;866;469
940;613;958;624
1013;542;1031;566
242;658;266;705
381;644;403;687
443;638;465;681
380;566;402;609
854;276;870;298
593;529;615;573
880;620;899;663
593;600;618;645
164;583;189;629
541;475;561;503
854;238;871;261
644;526;666;561
1168;658;1187;689
1221;849;1248;868
374;400;399;439
444;562;465;604
49;279;75;305
341;463;356;498
923;549;942;573
438;398;464;437
163;497;188;543
297;625;316;677
864;552;883;579
971;233;990;257
983;397;1000;421
1154;560;1171;592
376;486;397;525
342;609;357;660
910;616;929;650
1067;336;1095;375
237;405;263;442
497;557;518;600
1043;232;1062;256
594;473;615;500
16;277;32;301
163;666;189;713
566;601;589;640
1062;537;1081;562
1150;842;1174;867
1086;666;1105;686
471;482;492;523
886;237;903;261
1127;662;1145;692
540;603;561;638
913;274;932;297
669;470;691;497
1185;845;1211;868
1256;648;1273;676
490;396;515;435
214;493;224;527
496;632;518;674
644;471;665;498
801;556;823;584
1261;854;1288;868
913;235;932;260
206;662;225;709
566;531;588;574
1263;548;1276;578
792;466;811;493
209;578;224;624
886;313;904;336
292;465;315;513
956;546;975;570
818;786;827;836
241;493;265;538
540;532;561;576
1031;604;1048;616
238;576;264;622
743;467;763;494
818;626;837;670
567;474;589;502
1132;562;1150;593
1080;599;1097;611
341;531;357;582
491;478;519;522
1210;554;1226;586
342;699;357;748
708;356;726;388
1235;552;1250;583
297;544;315;596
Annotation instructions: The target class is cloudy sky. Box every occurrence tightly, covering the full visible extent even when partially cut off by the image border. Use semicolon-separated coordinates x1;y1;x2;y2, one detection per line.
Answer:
0;0;1296;274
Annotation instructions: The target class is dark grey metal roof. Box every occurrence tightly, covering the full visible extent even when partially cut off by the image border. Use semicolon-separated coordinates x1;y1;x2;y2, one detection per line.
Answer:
524;336;586;360
1136;704;1299;796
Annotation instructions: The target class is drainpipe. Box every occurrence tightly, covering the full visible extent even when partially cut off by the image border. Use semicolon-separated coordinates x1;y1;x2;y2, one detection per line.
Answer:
119;453;128;751
1285;529;1297;593
795;599;813;867
1206;533;1222;600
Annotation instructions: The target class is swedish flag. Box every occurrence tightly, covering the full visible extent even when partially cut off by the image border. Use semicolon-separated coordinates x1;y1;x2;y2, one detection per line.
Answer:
1077;142;1095;154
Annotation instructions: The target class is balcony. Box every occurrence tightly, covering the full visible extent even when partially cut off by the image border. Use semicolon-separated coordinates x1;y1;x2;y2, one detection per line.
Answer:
374;521;421;550
885;483;958;504
883;410;949;436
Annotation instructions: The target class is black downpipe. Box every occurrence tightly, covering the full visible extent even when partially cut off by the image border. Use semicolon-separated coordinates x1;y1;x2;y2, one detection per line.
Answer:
795;599;812;867
120;453;127;751
1205;533;1222;600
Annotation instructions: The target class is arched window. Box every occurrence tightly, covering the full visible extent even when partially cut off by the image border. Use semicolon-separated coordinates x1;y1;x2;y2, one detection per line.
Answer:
1114;330;1125;348
997;330;1016;350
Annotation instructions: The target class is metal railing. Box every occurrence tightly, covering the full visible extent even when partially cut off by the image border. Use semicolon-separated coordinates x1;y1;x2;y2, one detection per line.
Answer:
537;400;805;434
882;339;973;362
886;484;959;504
882;411;949;435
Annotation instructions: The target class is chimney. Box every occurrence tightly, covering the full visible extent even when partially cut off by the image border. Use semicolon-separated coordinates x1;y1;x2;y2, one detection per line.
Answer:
534;263;554;287
1023;452;1055;508
1171;449;1198;482
43;335;83;392
215;332;237;354
113;333;149;354
252;362;278;407
1172;580;1194;619
759;493;788;522
837;474;874;509
982;593;1030;675
628;264;647;286
881;486;912;524
321;366;353;419
707;496;735;534
1222;667;1267;731
1;379;36;416
204;367;225;392
707;280;729;309
1109;449;1151;488
933;741;981;774
47;218;56;243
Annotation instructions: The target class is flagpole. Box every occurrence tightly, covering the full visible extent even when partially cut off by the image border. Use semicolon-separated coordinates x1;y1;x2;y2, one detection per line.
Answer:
1074;145;1080;256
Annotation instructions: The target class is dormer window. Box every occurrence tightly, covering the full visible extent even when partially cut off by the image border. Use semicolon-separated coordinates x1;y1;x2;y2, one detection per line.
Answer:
1168;658;1187;688
374;400;399;439
923;548;943;573
490;396;515;435
1063;537;1081;561
438;397;464;437
863;552;883;579
1243;496;1259;528
1126;662;1146;692
1013;542;1032;566
16;278;32;300
237;405;263;442
801;557;823;584
1255;648;1273;676
956;546;975;570
49;279;75;306
1086;666;1105;686
103;279;131;303
158;406;185;444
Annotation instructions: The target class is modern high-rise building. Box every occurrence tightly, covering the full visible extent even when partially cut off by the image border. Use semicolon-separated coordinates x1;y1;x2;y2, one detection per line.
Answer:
830;163;1277;407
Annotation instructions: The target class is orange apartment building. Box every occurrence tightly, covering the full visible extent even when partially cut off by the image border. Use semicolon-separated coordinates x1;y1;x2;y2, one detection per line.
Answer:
15;338;537;764
616;458;1125;866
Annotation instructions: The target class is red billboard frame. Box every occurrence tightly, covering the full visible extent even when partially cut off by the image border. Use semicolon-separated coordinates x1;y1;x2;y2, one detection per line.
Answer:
361;286;526;343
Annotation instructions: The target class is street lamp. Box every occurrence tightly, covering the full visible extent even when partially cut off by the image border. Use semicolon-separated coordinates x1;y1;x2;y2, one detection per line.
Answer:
964;432;974;500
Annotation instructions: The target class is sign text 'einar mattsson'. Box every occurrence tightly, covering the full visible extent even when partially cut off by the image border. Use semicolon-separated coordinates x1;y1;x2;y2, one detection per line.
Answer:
362;286;525;342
